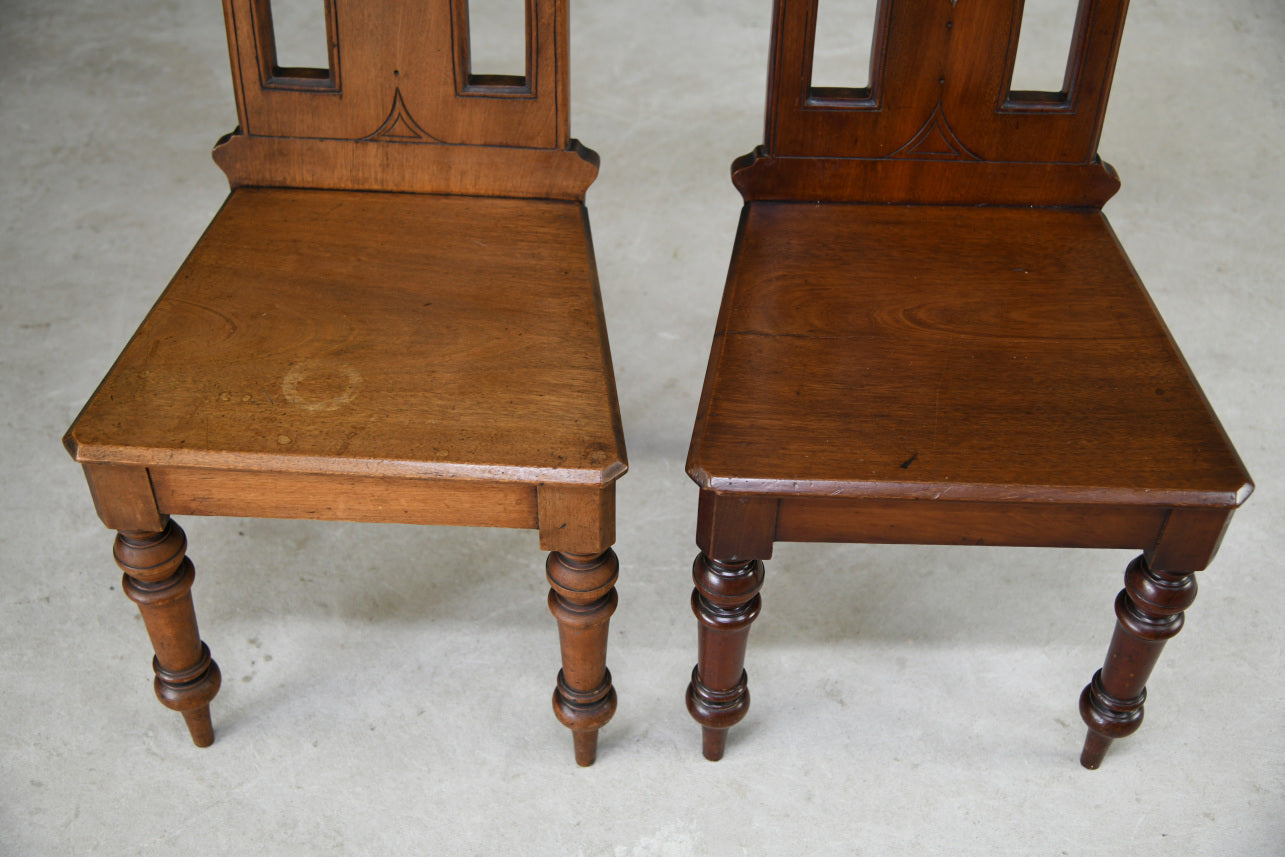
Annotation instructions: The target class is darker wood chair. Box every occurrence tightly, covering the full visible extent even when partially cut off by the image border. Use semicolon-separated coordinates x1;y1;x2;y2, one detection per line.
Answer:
64;0;625;766
685;0;1252;768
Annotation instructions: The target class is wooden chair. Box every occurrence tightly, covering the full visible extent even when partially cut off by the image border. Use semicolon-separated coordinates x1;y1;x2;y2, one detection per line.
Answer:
685;0;1252;767
63;0;625;766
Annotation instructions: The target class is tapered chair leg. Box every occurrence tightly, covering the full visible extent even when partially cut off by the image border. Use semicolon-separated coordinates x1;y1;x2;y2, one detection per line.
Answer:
1079;554;1198;769
114;519;222;747
546;549;618;766
686;552;765;761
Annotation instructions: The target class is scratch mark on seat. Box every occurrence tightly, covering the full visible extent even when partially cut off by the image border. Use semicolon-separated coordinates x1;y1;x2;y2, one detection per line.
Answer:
172;297;239;342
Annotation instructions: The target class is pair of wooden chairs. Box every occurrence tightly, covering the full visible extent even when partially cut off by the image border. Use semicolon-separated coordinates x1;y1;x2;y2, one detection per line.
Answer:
66;0;1251;769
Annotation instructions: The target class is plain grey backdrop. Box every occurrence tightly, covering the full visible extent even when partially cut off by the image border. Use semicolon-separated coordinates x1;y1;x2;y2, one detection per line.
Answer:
2;0;1281;853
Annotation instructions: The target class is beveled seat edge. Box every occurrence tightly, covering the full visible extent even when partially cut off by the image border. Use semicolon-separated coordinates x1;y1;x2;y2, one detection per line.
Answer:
63;434;628;487
686;466;1252;510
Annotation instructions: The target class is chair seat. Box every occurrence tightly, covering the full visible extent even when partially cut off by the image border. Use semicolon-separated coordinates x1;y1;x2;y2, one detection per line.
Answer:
689;203;1250;508
67;187;625;486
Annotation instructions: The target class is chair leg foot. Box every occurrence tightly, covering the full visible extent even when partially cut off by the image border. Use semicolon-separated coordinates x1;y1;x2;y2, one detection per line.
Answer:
687;552;764;760
572;729;599;767
181;706;217;749
701;727;729;762
547;549;619;766
1079;728;1113;770
1078;554;1196;769
115;520;222;747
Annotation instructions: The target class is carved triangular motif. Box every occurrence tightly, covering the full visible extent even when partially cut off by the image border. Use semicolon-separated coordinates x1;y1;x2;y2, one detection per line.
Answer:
361;88;443;144
891;104;980;161
911;122;958;156
379;115;423;140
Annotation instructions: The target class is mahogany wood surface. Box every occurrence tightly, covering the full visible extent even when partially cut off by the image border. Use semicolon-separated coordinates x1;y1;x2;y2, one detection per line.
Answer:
64;0;624;765
66;189;624;484
686;0;1252;768
213;0;597;200
689;204;1248;508
736;0;1127;205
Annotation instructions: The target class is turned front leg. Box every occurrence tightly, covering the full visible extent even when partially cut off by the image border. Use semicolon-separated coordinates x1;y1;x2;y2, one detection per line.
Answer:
1079;554;1197;769
686;552;765;761
546;549;618;766
115;519;222;747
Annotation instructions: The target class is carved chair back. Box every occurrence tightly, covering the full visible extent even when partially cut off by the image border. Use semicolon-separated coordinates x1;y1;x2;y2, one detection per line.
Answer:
735;0;1129;205
214;0;595;199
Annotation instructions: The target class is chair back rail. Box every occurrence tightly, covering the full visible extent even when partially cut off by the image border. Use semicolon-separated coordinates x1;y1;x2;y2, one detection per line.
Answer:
214;0;596;200
735;0;1129;205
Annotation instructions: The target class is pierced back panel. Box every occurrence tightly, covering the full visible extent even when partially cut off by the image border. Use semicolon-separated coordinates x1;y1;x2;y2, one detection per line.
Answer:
214;0;597;200
735;0;1130;205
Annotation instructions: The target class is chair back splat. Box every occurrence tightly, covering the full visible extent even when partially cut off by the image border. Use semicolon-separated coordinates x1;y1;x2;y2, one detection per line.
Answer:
737;0;1126;205
215;0;597;199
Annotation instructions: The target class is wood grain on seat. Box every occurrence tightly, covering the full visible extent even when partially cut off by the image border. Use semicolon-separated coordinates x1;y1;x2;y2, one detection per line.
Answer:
68;188;624;485
691;204;1248;507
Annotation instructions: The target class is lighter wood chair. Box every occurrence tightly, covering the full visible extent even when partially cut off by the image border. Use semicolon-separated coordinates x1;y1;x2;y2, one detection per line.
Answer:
64;0;625;766
685;0;1252;767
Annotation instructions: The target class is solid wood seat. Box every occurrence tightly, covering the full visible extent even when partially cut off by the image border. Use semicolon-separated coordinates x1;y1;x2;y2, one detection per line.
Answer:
67;189;623;489
685;0;1252;768
65;0;625;766
692;204;1247;507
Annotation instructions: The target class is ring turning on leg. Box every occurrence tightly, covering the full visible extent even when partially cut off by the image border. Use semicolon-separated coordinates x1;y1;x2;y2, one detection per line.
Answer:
687;552;765;761
547;549;619;766
1079;554;1197;769
115;520;221;747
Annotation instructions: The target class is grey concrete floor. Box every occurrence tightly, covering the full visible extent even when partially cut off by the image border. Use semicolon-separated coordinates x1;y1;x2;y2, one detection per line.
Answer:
3;0;1282;854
